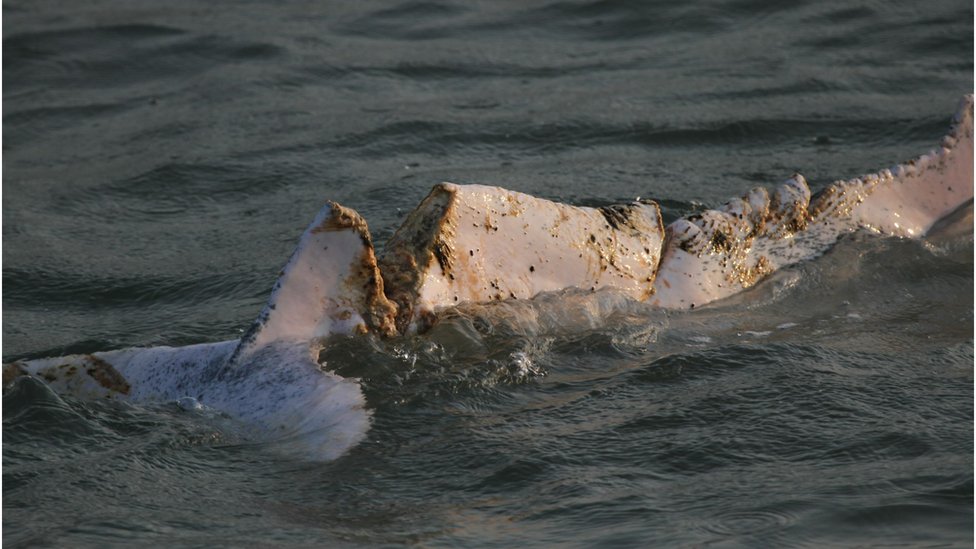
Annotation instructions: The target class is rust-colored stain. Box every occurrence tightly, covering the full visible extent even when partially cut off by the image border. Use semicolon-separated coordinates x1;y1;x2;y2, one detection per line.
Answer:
349;246;399;338
84;354;131;395
729;254;773;289
313;202;367;232
309;201;401;338
379;183;459;334
3;362;28;385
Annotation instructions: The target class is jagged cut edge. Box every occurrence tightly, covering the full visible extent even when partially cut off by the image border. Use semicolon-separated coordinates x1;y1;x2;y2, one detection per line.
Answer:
378;183;666;333
231;201;397;364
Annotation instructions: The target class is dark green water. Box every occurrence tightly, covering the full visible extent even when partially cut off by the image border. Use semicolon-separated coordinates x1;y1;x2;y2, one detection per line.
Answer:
3;0;973;546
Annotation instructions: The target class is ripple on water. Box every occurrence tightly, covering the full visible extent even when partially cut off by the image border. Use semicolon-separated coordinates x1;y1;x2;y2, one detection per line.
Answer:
702;505;799;539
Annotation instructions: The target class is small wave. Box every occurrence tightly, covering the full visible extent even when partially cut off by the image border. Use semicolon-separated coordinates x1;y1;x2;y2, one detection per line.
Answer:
5;24;283;93
2;266;258;310
3;375;238;462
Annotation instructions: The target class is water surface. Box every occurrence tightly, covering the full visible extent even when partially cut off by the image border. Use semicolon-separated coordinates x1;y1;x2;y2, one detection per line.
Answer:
3;0;973;546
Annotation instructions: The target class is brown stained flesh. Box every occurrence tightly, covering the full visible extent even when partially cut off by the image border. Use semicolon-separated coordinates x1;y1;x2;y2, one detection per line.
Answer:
587;202;664;285
3;362;28;385
314;202;370;234
708;228;733;254
599;204;639;233
84;354;131;395
727;254;773;289
332;208;399;338
809;182;869;221
360;266;399;338
680;176;813;258
666;99;969;294
379;184;459;333
669;178;812;291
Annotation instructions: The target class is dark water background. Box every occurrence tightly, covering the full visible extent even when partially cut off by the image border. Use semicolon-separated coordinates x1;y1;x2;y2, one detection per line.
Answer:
3;0;973;546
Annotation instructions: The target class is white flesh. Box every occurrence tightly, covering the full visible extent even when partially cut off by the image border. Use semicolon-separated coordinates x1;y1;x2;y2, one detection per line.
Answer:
5;95;972;460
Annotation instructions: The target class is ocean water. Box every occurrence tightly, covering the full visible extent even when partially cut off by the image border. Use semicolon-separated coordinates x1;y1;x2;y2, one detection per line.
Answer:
3;0;973;546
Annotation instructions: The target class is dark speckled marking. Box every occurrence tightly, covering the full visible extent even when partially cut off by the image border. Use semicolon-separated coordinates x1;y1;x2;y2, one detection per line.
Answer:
598;204;636;231
432;239;452;275
709;228;733;254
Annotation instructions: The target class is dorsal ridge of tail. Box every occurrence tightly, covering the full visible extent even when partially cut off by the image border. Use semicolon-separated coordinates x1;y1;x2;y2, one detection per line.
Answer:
649;94;974;310
813;93;974;238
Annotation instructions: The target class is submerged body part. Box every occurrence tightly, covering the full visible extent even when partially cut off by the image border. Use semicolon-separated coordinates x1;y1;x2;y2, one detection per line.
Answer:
5;95;973;461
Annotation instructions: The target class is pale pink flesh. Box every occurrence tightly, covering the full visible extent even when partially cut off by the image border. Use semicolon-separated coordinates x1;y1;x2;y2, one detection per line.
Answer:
4;95;972;461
